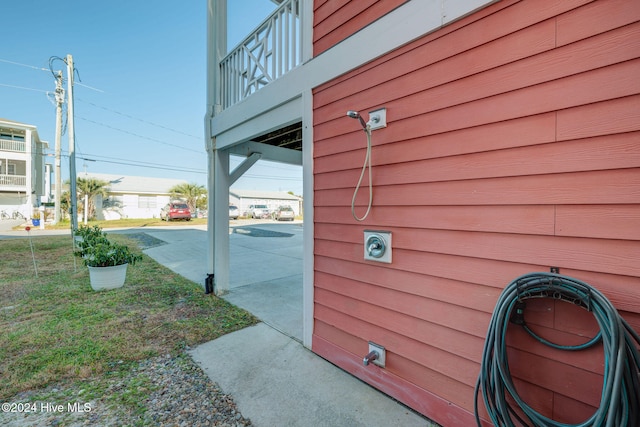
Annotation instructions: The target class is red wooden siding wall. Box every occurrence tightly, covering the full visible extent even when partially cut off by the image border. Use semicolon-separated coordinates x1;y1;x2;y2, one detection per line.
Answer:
313;0;408;56
311;0;640;425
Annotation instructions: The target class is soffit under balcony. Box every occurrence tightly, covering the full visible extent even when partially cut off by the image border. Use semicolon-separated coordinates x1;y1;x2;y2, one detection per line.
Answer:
251;122;302;152
226;120;303;166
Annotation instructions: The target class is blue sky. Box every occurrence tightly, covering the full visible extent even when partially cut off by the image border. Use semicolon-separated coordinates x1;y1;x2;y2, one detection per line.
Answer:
1;0;303;195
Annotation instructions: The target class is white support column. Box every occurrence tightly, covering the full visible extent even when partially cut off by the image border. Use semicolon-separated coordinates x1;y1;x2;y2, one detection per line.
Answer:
206;137;216;292
205;0;227;293
25;129;34;218
214;149;230;294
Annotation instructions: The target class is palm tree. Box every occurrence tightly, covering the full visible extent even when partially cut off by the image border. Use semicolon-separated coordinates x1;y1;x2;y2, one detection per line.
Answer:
76;177;109;220
169;182;206;212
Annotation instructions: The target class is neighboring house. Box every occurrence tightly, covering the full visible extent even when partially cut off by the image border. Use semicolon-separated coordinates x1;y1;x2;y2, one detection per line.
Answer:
82;172;189;219
205;1;640;426
0;118;48;219
230;189;301;217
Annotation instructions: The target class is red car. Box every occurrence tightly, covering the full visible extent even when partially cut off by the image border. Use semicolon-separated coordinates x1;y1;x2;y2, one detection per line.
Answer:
161;202;191;221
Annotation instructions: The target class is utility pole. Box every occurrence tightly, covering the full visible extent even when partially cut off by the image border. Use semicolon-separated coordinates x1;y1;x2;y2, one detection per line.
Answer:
66;54;78;231
53;70;64;224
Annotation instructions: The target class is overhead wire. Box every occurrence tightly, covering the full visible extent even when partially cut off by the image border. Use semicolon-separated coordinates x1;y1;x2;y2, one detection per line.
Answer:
4;55;199;152
0;82;48;93
2;56;300;185
75;116;202;153
78;156;206;174
0;58;48;72
53;148;206;175
77;98;200;139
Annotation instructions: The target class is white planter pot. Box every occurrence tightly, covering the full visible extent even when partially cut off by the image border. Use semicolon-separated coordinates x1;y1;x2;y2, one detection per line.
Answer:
88;264;128;291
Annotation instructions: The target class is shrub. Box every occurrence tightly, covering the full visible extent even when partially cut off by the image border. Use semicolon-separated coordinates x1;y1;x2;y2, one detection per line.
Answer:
74;225;142;267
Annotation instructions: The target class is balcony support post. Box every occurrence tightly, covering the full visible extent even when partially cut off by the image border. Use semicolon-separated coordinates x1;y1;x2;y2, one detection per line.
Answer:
205;0;228;294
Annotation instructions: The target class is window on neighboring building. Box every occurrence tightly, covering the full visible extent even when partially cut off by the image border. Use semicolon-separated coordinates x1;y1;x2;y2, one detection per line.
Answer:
7;163;15;175
0;133;25;141
138;196;156;209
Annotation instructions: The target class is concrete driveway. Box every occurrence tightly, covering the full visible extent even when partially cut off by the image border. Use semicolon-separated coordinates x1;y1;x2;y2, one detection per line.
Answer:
124;220;304;341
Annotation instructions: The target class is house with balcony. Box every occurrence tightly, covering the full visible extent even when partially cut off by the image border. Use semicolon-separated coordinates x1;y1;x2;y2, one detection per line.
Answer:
205;1;640;425
0;118;48;220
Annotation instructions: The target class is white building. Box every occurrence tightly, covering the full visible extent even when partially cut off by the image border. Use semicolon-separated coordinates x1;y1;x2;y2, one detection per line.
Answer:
0;118;48;220
83;172;189;219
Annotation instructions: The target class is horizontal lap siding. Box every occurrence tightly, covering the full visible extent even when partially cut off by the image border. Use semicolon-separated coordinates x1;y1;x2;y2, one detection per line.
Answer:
313;0;408;56
312;0;640;425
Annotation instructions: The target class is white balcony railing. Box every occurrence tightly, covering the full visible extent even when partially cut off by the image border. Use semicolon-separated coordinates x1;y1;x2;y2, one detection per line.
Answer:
220;0;302;108
0;138;26;152
0;174;26;186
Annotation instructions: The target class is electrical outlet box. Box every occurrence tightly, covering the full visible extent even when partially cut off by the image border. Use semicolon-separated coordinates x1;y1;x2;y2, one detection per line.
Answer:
364;230;392;263
368;108;387;130
369;341;386;368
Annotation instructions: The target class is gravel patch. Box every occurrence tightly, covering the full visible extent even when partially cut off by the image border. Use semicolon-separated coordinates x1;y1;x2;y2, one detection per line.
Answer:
1;353;251;427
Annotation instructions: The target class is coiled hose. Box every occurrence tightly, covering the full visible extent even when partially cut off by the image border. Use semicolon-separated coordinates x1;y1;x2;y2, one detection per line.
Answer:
474;272;640;427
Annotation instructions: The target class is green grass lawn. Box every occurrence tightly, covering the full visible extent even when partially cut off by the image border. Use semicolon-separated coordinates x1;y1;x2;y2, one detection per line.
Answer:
0;234;257;402
32;217;209;230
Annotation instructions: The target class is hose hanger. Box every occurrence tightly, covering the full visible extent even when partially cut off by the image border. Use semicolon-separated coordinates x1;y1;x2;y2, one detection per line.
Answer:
515;275;593;312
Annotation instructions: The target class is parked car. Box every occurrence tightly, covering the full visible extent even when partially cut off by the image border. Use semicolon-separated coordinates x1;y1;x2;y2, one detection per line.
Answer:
160;202;191;221
273;205;295;221
229;205;239;220
249;204;270;219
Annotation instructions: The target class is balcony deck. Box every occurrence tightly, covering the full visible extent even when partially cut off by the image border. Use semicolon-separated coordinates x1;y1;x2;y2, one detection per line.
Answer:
0;174;27;187
0;138;26;153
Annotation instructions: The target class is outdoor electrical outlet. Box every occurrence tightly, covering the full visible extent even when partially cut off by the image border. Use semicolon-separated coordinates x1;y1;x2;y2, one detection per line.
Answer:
364;230;392;263
369;342;386;368
368;108;387;130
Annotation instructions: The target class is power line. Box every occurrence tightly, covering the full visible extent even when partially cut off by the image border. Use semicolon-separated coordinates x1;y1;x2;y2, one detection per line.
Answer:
74;147;204;173
2;56;198;145
54;150;300;181
77;98;200;139
71;127;204;173
76;82;104;93
75;115;202;153
81;156;204;173
52;147;206;175
0;82;49;93
78;157;207;174
0;58;48;72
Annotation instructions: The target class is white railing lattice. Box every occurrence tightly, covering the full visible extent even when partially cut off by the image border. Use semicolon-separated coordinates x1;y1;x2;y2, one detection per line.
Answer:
220;0;302;108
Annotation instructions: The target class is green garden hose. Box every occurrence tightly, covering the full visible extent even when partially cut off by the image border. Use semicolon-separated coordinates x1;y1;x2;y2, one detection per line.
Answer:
474;272;640;427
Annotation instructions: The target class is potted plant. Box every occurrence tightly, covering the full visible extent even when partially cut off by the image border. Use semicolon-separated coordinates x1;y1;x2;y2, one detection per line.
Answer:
32;211;41;227
74;225;142;291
